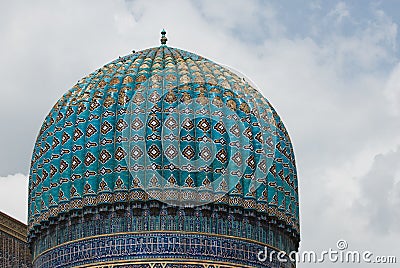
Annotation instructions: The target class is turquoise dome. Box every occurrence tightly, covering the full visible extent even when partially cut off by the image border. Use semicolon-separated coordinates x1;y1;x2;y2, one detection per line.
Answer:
28;43;299;267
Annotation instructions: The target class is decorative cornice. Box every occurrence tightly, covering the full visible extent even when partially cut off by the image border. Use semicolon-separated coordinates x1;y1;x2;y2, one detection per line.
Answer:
77;258;254;268
33;231;295;268
34;230;284;262
0;211;28;242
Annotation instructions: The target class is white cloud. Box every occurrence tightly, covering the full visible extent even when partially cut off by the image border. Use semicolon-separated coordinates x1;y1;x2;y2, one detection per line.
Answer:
353;147;400;234
385;62;400;115
193;0;285;41
328;2;350;24
323;9;397;73
0;173;28;223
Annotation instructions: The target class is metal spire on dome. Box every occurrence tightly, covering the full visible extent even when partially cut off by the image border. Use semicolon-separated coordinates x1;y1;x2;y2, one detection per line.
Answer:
160;29;167;45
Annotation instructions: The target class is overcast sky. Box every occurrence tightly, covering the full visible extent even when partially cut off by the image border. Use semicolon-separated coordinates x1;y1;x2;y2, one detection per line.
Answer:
0;0;399;267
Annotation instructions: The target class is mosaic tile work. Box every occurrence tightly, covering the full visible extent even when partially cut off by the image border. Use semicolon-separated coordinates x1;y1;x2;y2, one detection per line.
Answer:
28;38;300;267
31;207;297;259
33;232;294;268
106;263;243;268
28;45;299;236
0;211;32;267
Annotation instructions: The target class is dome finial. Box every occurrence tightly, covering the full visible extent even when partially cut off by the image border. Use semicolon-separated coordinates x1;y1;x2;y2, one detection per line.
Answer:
160;29;167;45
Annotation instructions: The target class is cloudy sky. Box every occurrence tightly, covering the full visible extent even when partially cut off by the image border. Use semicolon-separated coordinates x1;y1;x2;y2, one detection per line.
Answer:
1;0;399;266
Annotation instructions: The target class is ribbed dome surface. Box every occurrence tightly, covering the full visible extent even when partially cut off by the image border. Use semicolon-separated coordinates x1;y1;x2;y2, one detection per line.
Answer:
28;45;299;243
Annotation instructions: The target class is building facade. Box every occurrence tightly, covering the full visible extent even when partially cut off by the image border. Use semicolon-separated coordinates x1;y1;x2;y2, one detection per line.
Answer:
28;31;300;267
0;211;32;267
